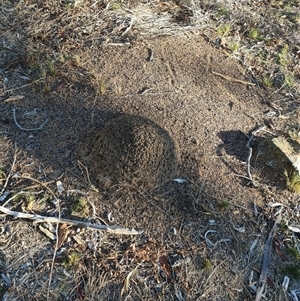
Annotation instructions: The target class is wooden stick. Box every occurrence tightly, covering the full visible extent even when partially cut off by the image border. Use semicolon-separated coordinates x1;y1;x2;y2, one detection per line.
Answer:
211;71;256;86
5;78;45;93
255;215;281;301
0;206;143;235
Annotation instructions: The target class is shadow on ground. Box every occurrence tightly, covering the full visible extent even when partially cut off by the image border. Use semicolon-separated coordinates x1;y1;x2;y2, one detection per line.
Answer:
0;88;207;232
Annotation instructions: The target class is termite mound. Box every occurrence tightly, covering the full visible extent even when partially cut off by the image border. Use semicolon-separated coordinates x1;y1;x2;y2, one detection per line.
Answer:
84;115;179;190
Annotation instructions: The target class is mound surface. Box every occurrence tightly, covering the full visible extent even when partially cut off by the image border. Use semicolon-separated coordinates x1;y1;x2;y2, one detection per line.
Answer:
86;115;178;190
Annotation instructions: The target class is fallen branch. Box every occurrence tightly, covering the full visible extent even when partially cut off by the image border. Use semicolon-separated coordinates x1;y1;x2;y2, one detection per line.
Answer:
211;71;256;86
13;108;49;131
255;215;281;301
0;206;143;235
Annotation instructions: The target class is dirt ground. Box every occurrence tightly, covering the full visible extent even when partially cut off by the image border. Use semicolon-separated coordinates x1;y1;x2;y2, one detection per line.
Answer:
1;2;300;301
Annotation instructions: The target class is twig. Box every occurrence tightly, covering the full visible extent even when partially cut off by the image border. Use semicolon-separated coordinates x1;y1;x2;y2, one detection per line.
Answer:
121;18;134;36
77;160;99;192
246;146;256;186
233;174;255;181
0;145;18;197
211;71;256;86
245;126;266;187
47;199;61;301
2;190;44;207
0;206;143;235
7;176;140;233
138;87;152;95
255;215;281;301
21;180;54;191
102;42;131;46
13;108;49;131
202;259;226;291
4;77;46;93
12;174;58;200
116;90;176;99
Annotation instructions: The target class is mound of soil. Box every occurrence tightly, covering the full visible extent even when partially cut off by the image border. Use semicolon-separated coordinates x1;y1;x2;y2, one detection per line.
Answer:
85;115;178;190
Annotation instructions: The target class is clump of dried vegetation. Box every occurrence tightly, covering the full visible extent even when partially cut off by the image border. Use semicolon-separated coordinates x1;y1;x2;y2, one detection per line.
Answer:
0;0;300;301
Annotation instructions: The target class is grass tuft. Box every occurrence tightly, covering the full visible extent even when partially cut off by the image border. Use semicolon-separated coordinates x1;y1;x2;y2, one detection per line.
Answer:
202;258;213;271
287;247;300;261
277;44;290;67
248;28;259;40
283;264;300;280
219;200;230;210
217;23;231;36
284;169;300;193
62;250;81;269
71;197;89;217
263;75;274;88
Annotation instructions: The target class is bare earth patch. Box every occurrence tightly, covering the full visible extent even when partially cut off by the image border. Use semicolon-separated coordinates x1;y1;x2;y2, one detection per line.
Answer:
1;1;300;301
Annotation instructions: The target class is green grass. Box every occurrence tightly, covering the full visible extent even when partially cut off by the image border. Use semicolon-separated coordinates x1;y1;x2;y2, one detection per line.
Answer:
202;258;213;271
277;44;290;67
283;264;300;280
71;197;89;217
219;200;230;210
248;28;259;40
229;41;239;53
62;250;81;269
263;76;274;88
284;169;300;193
215;3;228;18
287;247;300;261
217;23;231;36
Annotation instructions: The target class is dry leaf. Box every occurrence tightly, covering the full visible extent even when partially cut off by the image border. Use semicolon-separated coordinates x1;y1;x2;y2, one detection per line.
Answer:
266;275;276;289
173;178;186;183
76;283;85;300
57;223;70;249
158;254;172;282
273;237;288;261
4;95;25;102
56;180;64;195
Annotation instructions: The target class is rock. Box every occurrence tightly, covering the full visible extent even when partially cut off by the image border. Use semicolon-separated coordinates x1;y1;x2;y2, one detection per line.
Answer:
258;136;300;173
84;115;179;190
257;135;300;192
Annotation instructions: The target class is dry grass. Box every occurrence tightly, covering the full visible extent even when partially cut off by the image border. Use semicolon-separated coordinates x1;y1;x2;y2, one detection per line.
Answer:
1;0;300;301
1;0;299;95
1;155;300;301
